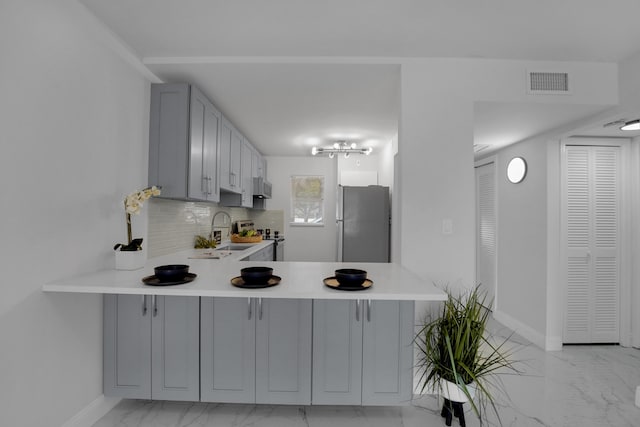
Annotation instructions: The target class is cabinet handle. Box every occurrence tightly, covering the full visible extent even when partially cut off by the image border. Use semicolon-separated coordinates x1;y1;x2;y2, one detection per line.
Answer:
230;172;236;187
206;176;213;196
367;300;371;322
355;299;360;322
152;295;158;317
201;175;207;195
248;298;252;320
141;295;147;316
258;297;263;320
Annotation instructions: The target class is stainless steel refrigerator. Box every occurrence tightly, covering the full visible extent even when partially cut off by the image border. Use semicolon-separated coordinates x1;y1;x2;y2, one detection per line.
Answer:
337;185;390;262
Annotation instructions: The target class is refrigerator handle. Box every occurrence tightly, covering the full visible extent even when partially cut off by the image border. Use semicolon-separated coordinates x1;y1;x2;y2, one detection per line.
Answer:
336;219;343;262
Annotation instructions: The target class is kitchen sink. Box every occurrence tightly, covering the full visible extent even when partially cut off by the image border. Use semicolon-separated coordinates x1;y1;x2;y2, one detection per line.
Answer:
216;243;254;251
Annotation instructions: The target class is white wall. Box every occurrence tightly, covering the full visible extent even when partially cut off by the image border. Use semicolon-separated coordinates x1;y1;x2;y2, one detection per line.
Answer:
0;1;150;425
399;58;618;327
492;139;549;346
266;156;337;261
619;55;640;349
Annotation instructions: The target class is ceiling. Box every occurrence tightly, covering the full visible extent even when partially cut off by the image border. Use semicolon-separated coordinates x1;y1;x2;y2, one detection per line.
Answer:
81;0;640;157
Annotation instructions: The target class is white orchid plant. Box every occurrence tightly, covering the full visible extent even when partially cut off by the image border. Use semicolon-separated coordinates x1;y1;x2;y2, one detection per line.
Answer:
114;186;161;251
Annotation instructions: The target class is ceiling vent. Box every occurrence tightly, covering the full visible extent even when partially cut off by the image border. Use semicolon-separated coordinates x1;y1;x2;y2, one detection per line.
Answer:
527;71;570;95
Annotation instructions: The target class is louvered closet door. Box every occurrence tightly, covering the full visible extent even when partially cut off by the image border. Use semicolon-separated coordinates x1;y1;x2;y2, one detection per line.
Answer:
475;162;496;310
563;145;620;343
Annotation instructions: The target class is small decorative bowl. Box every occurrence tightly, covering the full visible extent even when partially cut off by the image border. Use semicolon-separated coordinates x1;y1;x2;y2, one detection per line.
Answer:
241;266;274;284
154;264;189;282
335;268;367;286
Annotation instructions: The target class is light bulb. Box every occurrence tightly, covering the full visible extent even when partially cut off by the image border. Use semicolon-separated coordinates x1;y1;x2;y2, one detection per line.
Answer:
350;143;357;149
311;147;319;155
333;142;340;149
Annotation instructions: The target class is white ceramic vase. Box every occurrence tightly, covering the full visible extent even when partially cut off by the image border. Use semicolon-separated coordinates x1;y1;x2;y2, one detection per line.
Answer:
115;249;146;270
439;379;475;403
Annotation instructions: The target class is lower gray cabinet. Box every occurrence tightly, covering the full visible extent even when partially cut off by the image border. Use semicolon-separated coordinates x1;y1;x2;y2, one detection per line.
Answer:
201;297;312;404
312;299;414;405
103;294;200;401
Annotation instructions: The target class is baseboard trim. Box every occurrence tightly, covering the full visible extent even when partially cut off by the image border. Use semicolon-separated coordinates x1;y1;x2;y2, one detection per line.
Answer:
493;310;547;350
61;395;121;427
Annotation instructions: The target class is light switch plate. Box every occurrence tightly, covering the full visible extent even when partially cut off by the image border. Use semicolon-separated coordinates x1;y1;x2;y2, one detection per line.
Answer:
442;219;453;235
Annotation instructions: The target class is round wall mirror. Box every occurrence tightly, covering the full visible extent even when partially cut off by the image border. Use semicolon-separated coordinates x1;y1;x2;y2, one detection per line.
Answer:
507;157;527;183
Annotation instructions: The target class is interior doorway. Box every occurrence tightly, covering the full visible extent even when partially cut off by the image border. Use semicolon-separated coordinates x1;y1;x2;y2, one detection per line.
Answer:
561;141;625;344
475;161;497;311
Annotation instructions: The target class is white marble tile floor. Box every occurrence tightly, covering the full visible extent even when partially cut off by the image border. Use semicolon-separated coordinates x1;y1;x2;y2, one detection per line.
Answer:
93;338;640;427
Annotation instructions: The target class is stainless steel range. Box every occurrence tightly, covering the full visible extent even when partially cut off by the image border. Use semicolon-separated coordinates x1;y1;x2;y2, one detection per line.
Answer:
234;220;285;261
263;234;285;261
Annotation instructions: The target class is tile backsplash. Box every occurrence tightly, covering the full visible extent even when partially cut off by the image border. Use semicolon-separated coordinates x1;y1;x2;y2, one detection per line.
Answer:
148;198;284;258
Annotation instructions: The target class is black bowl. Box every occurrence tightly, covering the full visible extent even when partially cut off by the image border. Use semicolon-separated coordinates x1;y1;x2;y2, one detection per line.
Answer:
241;266;274;284
154;264;189;282
335;268;367;286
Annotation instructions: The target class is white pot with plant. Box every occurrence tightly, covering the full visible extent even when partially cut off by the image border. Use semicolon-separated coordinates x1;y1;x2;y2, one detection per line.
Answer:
113;186;160;270
415;285;520;427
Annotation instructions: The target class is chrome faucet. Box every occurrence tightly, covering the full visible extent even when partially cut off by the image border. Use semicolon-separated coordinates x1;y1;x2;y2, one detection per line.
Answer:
211;211;232;244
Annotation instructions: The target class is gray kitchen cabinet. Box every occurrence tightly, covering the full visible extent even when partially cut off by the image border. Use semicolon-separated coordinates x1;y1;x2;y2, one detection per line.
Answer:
241;243;274;261
103;294;200;401
240;138;254;205
201;297;312;404
148;83;220;202
221;137;254;207
256;298;312;404
252;147;266;180
219;117;242;194
200;297;255;403
312;299;414;405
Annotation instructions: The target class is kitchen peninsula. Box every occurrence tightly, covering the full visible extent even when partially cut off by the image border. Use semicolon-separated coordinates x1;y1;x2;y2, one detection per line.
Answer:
43;249;446;407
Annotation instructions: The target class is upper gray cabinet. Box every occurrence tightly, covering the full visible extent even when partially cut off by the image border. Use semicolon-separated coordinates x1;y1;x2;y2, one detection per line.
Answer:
252;147;266;180
220;136;255;208
219;117;242;194
103;294;200;401
149;83;220;202
312;299;414;406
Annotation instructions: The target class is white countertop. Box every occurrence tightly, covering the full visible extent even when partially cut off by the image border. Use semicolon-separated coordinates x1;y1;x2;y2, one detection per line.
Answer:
43;245;447;301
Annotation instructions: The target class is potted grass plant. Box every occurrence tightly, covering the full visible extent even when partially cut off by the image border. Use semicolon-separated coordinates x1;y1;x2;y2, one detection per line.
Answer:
415;285;519;426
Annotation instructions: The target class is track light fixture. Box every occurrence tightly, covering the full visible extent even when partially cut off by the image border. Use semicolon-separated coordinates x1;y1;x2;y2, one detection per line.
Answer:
311;141;373;158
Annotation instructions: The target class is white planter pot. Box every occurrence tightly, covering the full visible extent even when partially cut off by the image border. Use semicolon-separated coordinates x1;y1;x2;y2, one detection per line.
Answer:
115;249;146;270
440;379;475;403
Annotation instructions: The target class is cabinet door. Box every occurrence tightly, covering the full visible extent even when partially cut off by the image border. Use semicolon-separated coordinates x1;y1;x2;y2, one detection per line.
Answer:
189;87;220;202
311;299;363;405
240;139;254;207
104;294;152;399
256;299;312;404
151;296;200;401
361;300;414;405
201;297;256;403
252;148;264;179
149;83;190;198
230;126;242;190
247;244;274;261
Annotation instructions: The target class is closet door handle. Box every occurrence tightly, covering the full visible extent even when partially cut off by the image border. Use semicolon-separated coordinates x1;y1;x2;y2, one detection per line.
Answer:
248;298;252;320
355;300;360;322
258;298;263;320
367;300;371;322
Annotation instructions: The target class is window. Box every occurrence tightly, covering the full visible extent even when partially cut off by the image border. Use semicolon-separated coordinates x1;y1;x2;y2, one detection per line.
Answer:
290;175;324;225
